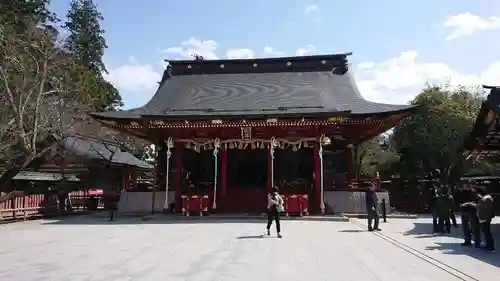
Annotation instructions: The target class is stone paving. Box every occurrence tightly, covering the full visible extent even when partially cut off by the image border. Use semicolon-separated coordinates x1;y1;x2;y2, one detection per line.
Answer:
351;217;500;281
0;216;497;281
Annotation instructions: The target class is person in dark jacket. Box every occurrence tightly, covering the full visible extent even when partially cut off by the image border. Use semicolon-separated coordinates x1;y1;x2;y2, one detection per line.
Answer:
437;189;453;234
448;192;458;228
457;185;480;246
365;184;381;231
107;193;120;221
430;183;443;233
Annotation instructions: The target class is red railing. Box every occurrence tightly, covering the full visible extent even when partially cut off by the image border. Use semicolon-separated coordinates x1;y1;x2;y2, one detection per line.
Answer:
0;191;105;221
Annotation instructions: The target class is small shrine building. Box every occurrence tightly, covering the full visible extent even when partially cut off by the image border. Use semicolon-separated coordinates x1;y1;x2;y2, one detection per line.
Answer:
91;53;415;214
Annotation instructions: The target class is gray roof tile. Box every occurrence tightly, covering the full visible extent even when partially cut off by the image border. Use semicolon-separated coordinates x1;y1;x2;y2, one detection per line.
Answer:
60;136;153;169
92;54;413;120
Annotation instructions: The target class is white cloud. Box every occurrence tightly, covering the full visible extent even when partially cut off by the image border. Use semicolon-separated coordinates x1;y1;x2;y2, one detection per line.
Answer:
226;48;255;59
105;59;161;93
304;4;319;14
162;37;219;59
444;13;500;40
295;44;316;56
104;58;162;108
356;51;500;104
264;45;285;57
357;61;375;69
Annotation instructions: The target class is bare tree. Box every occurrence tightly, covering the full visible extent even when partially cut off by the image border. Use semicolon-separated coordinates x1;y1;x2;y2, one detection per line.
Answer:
0;25;93;191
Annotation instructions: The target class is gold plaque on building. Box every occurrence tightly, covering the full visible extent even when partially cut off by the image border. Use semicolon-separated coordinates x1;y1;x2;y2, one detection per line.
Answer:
241;127;252;140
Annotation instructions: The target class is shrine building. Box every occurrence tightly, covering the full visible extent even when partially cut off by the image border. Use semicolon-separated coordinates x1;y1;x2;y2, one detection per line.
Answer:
91;53;415;215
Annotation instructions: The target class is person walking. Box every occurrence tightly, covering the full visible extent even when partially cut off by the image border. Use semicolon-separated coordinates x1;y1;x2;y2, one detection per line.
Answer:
365;183;381;231
266;187;284;238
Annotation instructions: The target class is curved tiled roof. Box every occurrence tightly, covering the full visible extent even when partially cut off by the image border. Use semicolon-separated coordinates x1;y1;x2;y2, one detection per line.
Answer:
60;135;153;170
91;54;414;120
464;86;500;155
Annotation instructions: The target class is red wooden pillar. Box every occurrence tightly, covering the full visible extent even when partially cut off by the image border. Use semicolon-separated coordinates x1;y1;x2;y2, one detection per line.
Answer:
220;148;228;200
345;148;353;187
313;143;322;214
174;145;184;212
267;147;273;192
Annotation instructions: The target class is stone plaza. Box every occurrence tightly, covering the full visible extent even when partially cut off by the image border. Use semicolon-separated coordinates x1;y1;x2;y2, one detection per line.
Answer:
0;216;498;281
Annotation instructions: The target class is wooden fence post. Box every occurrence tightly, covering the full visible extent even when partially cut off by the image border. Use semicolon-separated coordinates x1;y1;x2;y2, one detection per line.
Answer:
11;197;16;220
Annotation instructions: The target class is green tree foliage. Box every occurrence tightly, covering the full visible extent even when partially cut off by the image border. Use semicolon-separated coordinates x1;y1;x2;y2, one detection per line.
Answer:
0;0;57;31
63;0;122;110
356;136;399;178
390;85;484;183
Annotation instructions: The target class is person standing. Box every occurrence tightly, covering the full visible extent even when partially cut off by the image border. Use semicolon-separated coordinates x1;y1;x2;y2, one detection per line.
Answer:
462;186;495;251
365;184;381;231
430;183;441;233
266;187;284;238
448;191;458;228
457;185;475;246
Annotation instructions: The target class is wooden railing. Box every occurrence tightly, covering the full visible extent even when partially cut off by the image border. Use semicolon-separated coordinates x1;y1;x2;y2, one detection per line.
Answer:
0;191;105;221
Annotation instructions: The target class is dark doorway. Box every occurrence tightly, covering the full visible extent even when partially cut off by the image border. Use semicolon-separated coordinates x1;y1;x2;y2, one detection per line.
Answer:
226;149;268;213
274;148;314;191
183;150;219;191
227;149;267;188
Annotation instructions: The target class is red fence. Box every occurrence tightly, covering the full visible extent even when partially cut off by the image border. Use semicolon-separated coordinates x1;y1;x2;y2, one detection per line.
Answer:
0;191;105;221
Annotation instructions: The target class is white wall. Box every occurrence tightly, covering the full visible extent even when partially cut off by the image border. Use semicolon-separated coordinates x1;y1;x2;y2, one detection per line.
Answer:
324;191;390;214
117;190;391;215
118;191;176;213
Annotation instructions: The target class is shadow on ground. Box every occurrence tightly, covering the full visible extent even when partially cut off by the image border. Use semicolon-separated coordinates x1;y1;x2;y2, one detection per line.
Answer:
404;221;500;267
42;215;270;225
339;229;365;233
236;235;266;239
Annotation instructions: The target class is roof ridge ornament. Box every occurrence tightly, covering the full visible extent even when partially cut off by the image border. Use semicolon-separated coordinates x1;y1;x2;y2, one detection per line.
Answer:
191;54;204;60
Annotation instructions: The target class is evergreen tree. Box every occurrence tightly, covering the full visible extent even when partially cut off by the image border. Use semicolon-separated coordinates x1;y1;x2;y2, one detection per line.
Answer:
63;0;122;110
63;0;106;74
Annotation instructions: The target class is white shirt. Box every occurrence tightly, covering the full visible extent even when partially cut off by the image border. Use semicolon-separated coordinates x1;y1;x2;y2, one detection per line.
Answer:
267;193;283;209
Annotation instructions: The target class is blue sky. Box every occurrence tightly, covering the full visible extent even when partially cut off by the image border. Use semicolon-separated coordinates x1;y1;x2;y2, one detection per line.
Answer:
50;0;500;109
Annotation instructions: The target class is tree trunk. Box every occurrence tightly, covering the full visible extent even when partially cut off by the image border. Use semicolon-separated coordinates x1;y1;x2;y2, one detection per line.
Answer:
0;135;58;192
